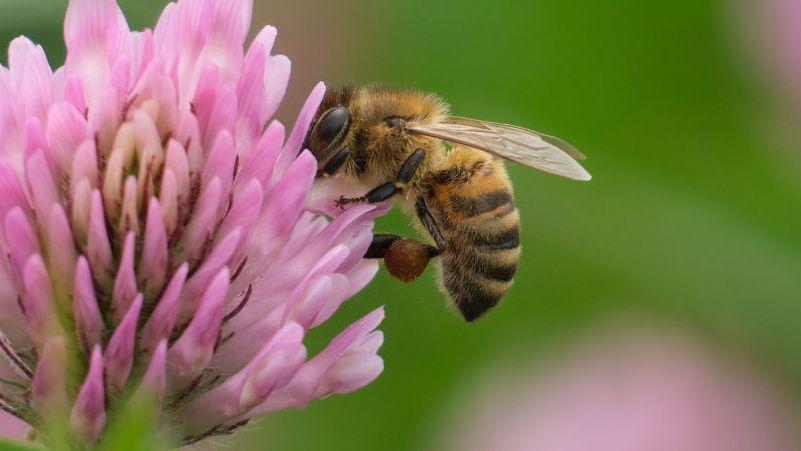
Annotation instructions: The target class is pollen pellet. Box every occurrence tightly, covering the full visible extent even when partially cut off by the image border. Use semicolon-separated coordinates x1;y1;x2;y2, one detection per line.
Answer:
384;239;431;283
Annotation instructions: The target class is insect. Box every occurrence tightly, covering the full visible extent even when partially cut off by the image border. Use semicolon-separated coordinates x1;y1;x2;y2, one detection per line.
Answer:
305;86;591;321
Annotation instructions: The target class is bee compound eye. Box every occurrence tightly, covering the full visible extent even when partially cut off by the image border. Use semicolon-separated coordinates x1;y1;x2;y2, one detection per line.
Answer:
315;107;351;144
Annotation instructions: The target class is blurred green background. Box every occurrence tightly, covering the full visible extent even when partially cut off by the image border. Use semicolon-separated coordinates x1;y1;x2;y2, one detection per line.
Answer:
3;0;801;450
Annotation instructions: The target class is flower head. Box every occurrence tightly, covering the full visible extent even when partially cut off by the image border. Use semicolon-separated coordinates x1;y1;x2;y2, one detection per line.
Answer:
749;0;801;121
0;0;384;446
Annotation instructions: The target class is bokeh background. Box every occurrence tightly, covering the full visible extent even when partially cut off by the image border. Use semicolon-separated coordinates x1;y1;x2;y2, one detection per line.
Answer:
3;0;801;450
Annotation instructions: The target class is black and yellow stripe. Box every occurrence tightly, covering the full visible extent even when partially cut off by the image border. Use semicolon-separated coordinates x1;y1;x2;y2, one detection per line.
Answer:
438;215;521;321
425;147;522;321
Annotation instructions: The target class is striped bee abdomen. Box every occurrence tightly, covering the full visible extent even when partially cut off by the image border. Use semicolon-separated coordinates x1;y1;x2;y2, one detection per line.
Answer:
424;147;521;321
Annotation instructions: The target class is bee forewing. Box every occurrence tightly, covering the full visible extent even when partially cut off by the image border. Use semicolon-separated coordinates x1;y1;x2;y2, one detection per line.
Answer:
407;117;592;181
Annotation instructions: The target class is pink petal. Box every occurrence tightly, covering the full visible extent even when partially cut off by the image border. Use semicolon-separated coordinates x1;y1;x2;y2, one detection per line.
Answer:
306;176;375;217
158;169;179;236
219;178;262;241
252;26;277;55
63;74;87;112
215;307;283;374
0;163;30;221
336;226;375;273
191;0;253;89
64;0;131;106
73;257;104;352
130;29;154;82
275;82;325;177
0;411;30;440
292;203;377;267
135;339;167;407
234;323;306;408
105;294;142;392
0;70;22;171
4;208;40;280
140;264;188;353
234;244;350;332
184;323;305;431
247;307;385;416
279;244;351;320
24;118;50;168
71;180;93;247
47;102;89;176
87;190;113;286
249;151;317;258
111;232;137;322
287;275;336;329
102;123;135;218
151;2;178;63
70;139;98;188
169;268;229;384
30;337;67;413
201;130;236;198
180;177;222;263
236;38;268;151
25;151;59;224
89;87;123;153
22;255;61;348
132;109;165;203
70;345;106;444
186;228;240;299
308;274;352;328
44;204;77;296
322;349;384;395
175;110;204;176
264;55;290;120
163;139;190;206
204;85;238;151
131;65;179;140
342;259;381;300
236;120;285;190
118;175;139;237
109;56;131;97
191;65;222;132
70;143;97;243
140;198;168;299
8;37;54;124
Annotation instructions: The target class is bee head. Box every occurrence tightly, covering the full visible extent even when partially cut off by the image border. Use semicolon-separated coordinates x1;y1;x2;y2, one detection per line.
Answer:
305;86;356;164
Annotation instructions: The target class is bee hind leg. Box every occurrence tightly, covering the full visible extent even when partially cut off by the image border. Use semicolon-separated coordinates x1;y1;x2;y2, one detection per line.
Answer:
364;197;447;283
365;233;440;283
335;148;426;208
365;234;441;259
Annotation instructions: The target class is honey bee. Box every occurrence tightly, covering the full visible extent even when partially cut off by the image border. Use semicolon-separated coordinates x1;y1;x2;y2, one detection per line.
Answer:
305;86;590;321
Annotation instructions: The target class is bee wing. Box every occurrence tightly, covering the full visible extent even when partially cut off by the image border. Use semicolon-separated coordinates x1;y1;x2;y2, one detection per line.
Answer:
406;116;592;181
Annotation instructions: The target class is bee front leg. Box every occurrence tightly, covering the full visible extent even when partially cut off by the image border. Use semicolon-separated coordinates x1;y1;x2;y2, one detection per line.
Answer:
336;148;426;208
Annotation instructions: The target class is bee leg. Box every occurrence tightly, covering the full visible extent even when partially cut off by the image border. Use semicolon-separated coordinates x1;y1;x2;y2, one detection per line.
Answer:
415;197;446;250
336;148;427;207
365;234;440;259
363;195;446;284
365;234;403;259
365;233;440;283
